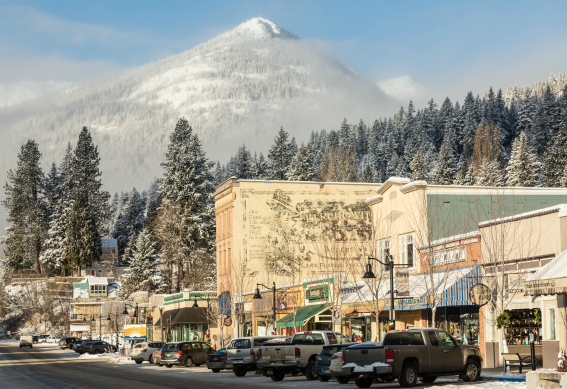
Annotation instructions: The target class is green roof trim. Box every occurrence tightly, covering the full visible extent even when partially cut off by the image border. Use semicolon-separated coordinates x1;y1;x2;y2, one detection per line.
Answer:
276;304;328;328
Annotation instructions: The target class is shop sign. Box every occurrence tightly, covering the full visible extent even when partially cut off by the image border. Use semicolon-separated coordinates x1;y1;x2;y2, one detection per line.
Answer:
469;284;491;306
276;291;287;310
396;270;409;297
385;296;438;310
124;324;147;341
524;277;567;295
306;285;328;302
223;316;233;327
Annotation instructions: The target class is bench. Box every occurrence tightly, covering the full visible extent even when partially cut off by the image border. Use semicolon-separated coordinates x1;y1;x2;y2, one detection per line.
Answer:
502;353;536;374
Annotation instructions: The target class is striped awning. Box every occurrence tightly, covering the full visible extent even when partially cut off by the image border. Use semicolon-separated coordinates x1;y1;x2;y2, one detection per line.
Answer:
385;265;481;311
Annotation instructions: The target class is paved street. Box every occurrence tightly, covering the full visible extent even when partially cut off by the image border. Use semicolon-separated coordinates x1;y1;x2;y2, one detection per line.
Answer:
0;342;517;389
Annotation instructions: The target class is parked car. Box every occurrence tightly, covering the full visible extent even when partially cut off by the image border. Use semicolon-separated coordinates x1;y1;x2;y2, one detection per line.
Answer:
257;331;349;381
206;348;228;373
71;340;84;351
45;336;59;343
82;340;117;354
74;340;92;354
315;343;356;382
20;335;33;348
131;342;165;364
330;351;352;384
59;337;80;349
226;335;287;377
160;341;214;368
153;346;164;367
37;335;47;343
32;335;40;344
342;328;482;388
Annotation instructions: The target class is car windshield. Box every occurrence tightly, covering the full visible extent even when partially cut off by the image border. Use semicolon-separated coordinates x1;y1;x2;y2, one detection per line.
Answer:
228;339;251;349
162;343;180;352
321;347;341;356
293;333;324;345
383;331;425;346
214;348;226;355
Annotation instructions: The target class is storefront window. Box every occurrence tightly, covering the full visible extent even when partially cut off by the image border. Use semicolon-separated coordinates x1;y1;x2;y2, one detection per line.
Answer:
460;313;479;345
504;308;542;345
550;309;556;340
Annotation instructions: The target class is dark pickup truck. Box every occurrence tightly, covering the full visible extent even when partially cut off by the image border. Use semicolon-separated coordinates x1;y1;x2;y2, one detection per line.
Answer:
342;328;482;388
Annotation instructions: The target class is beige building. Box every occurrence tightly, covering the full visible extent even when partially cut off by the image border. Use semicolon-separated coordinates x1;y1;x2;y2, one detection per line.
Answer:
214;178;378;337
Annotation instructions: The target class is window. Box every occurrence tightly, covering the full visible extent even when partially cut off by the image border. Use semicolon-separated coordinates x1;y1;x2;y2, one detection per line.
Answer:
182;343;193;351
228;339;251;349
377;238;391;271
383;331;425;346
253;338;270;347
327;333;337;345
428;331;439;346
438;331;456;347
399;234;415;267
202;343;211;350
90;284;107;295
430;247;465;266
293;333;324;345
335;333;349;344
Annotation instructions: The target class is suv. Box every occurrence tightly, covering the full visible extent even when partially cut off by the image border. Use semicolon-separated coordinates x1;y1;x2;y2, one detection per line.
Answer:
59;337;80;349
226;335;287;377
75;340;92;354
160;342;214;368
82;341;117;354
131;342;165;364
20;335;33;348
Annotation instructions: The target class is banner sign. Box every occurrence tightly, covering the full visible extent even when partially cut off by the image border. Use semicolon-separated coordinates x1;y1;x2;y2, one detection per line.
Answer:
124;324;147;341
396;270;410;297
524;277;567;296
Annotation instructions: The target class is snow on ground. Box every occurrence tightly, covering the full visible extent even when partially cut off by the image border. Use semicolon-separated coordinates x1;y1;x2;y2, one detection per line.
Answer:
425;383;525;389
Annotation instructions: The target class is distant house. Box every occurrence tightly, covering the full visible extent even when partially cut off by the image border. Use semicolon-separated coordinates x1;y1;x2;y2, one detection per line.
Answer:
81;239;118;277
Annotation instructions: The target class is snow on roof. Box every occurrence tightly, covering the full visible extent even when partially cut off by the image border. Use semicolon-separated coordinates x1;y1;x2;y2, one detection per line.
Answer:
478;204;567;228
101;239;118;247
418;231;480;249
376;177;411;194
85;276;108;285
527;250;567;281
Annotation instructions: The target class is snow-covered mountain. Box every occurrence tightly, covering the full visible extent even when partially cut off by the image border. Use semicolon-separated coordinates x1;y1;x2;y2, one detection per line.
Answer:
377;76;427;103
0;80;71;108
0;17;396;192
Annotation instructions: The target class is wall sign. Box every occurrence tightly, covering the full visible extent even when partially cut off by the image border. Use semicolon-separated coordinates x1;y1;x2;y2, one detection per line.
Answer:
223;316;232;327
469;284;491;306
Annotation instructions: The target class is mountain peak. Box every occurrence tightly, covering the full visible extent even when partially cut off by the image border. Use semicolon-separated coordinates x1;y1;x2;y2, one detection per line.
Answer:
221;17;298;41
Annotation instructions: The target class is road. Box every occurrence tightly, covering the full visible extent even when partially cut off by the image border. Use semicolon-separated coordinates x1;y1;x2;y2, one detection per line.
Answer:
0;342;512;389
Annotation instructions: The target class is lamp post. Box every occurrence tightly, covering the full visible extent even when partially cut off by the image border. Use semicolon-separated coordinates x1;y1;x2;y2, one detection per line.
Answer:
122;303;138;324
363;255;411;331
39;319;47;337
107;312;120;349
91;314;106;340
253;282;276;335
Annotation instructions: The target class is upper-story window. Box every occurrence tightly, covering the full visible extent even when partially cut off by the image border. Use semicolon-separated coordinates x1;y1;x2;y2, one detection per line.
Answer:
430;246;465;266
377;238;391;272
90;284;107;295
399;233;415;267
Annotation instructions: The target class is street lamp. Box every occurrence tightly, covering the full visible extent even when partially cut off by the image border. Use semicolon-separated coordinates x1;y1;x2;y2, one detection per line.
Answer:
91;314;106;340
363;255;411;331
253;282;276;335
192;295;199;308
39;319;47;337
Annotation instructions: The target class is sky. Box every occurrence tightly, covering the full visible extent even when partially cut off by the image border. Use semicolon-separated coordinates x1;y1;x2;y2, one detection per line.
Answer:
1;0;567;104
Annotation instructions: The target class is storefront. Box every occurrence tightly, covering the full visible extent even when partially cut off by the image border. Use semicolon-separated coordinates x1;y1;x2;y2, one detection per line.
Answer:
276;304;332;332
427;306;480;346
341;312;372;342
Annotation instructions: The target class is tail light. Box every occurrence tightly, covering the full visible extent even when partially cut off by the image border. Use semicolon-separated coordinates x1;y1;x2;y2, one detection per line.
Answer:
221;356;226;360
159;351;163;356
316;356;322;361
250;349;255;358
331;354;339;360
142;349;147;353
207;356;211;361
295;347;301;358
341;351;345;365
385;349;394;363
258;348;262;359
178;351;182;357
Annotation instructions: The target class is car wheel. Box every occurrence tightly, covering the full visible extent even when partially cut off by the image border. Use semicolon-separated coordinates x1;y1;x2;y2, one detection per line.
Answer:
212;369;220;373
69;344;73;349
135;360;142;364
94;349;101;354
149;355;154;364
422;375;437;383
270;370;285;382
305;360;317;381
30;345;33;348
157;362;163;367
165;364;172;368
234;366;247;377
354;376;373;388
399;363;418;388
185;357;193;368
318;375;330;382
336;376;350;384
460;360;480;382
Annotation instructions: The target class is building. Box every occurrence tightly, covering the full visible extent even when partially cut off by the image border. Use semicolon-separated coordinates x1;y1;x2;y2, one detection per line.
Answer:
214;178;379;339
80;239;118;278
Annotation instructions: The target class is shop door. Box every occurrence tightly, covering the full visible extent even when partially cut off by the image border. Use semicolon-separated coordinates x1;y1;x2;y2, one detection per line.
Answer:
438;331;463;373
426;331;444;373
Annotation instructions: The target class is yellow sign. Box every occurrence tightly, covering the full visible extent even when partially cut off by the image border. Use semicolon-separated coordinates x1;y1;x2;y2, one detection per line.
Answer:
124;325;147;340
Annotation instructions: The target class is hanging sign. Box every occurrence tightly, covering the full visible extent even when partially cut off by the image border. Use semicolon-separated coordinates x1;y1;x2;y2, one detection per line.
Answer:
469;284;491;306
223;316;233;327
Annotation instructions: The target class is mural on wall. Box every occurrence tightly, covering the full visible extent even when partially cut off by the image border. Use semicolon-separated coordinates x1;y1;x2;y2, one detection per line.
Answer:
242;188;372;277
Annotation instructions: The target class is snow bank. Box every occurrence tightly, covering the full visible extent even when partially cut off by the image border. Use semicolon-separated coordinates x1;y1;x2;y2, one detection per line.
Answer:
426;382;525;389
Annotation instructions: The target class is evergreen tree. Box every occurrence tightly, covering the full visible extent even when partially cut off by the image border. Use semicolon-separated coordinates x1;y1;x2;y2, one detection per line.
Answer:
542;127;567;187
409;151;425;181
476;160;504;186
121;228;165;294
145;179;162;229
506;132;540;187
286;142;316;181
251;152;269;179
2;140;48;274
355;119;368;156
235;144;253;179
267;127;294;180
111;188;147;256
64;191;101;274
454;160;469;185
430;142;457;185
338;118;353;148
44;163;62;218
40;201;69;274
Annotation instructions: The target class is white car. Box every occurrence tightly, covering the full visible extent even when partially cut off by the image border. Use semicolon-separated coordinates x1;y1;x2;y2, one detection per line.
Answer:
45;336;59;343
131;342;166;364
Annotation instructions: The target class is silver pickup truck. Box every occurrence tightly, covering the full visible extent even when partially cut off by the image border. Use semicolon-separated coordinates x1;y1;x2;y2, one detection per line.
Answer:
257;331;348;382
342;328;482;388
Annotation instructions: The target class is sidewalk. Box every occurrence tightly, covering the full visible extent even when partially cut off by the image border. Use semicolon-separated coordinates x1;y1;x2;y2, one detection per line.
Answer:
482;367;527;382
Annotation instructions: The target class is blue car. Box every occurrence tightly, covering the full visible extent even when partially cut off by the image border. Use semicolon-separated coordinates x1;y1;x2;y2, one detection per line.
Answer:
315;343;356;382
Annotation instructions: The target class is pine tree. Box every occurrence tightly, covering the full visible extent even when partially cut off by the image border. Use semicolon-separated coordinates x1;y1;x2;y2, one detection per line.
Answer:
145;179;162;229
111;188;147;256
430;142;457;185
454;160;469;185
409;151;425;181
476;160;504;186
251;153;269;179
120;228;164;295
64;191;101;275
506;132;540;187
267;127;294;180
235;144;253;179
40;201;69;274
44;163;62;218
542;127;567;187
286;142;316;181
2;140;48;274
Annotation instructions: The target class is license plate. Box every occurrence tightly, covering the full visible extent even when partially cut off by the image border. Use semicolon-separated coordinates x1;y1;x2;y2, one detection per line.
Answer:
322;369;330;374
271;362;284;365
211;357;219;361
234;360;243;364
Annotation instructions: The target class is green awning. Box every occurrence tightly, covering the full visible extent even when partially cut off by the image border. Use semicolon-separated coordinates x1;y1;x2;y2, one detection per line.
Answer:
276;304;328;328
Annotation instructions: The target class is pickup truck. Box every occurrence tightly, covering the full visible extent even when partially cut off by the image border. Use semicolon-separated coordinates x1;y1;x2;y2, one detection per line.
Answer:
257;331;348;382
342;328;482;388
